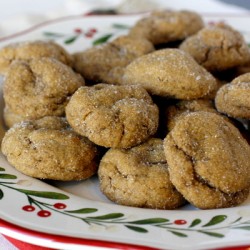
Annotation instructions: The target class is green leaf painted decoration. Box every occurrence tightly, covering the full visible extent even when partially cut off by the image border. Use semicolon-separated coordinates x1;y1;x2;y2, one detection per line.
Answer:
128;218;169;225
64;35;79;44
112;23;131;29
43;31;64;38
202;215;227;227
125;225;148;233
0;189;3;200
93;33;113;45
231;217;242;224
169;230;188;237
0;174;17;179
199;230;224;238
234;226;250;230
1;167;250;240
189;219;202;228
66;208;98;214
17;189;69;200
87;213;124;220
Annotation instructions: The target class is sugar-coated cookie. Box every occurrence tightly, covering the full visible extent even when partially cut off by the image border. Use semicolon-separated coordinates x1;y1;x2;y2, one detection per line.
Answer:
180;23;250;71
0;40;73;75
98;138;186;209
129;10;204;45
122;49;217;99
66;84;159;148
164;112;250;209
3;57;84;120
1;116;99;181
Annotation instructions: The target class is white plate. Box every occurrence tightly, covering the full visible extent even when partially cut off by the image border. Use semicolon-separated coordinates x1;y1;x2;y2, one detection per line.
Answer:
0;13;250;250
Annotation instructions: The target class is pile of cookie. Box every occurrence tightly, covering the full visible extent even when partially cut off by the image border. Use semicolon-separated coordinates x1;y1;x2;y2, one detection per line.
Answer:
1;10;250;210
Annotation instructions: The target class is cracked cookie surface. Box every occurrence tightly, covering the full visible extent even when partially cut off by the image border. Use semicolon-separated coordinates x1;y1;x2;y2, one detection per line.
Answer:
129;10;204;45
98;138;186;209
73;35;154;85
1;116;99;181
179;23;250;72
163;111;250;209
215;73;250;119
122;49;217;99
0;40;73;75
165;99;218;131
3;57;84;122
66;84;159;148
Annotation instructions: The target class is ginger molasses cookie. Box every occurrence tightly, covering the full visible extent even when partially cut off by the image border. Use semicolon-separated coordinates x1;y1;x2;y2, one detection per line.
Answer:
122;49;217;99
3;57;84;120
98;138;186;209
164;111;250;209
215;79;250;119
73;35;154;85
0;40;73;75
179;23;250;72
66;84;159;148
165;99;218;131
129;10;204;45
3;106;27;128
1;116;98;181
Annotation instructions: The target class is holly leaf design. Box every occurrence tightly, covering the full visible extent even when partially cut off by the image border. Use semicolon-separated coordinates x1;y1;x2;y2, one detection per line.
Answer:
128;218;169;225
87;213;124;220
125;225;148;233
189;219;202;228
230;217;242;224
43;31;64;38
64;35;79;44
0;174;17;179
202;215;227;227
93;33;113;45
169;230;188;237
112;23;131;29
199;230;224;238
66;208;98;214
17;189;69;199
234;226;250;230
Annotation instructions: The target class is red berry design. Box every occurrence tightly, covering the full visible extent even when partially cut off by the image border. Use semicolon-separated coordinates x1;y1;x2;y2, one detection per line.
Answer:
74;28;82;34
37;210;51;217
85;32;94;38
53;203;67;209
174;219;187;225
89;28;97;33
22;205;35;212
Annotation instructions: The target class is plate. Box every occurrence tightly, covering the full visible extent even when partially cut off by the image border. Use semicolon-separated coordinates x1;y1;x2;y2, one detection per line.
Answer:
0;12;250;250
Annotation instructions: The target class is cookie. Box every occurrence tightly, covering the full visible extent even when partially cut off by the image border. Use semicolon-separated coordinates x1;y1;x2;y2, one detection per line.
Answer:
215;75;250;119
3;106;26;128
179;23;250;72
0;40;73;75
163;111;250;209
66;84;159;148
129;10;204;45
165;99;218;131
122;48;217;99
98;138;186;209
3;57;84;120
73;35;154;84
1;116;98;181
